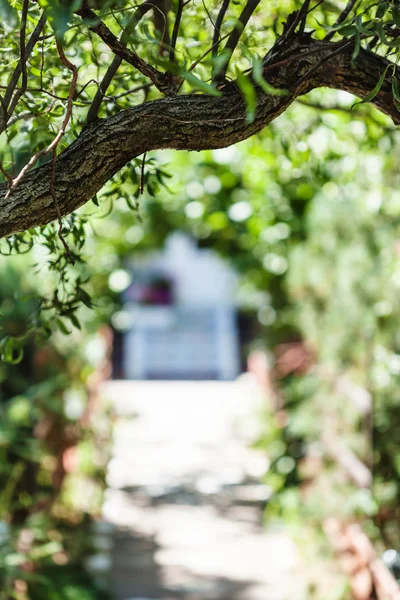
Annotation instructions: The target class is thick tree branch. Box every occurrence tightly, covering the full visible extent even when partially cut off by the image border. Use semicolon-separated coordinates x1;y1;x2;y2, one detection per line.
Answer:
0;34;399;239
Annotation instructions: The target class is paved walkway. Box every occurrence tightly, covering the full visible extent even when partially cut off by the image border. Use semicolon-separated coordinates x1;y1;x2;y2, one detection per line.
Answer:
102;379;298;600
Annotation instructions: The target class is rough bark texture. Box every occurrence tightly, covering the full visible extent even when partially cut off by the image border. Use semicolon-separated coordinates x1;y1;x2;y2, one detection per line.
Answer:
1;34;398;239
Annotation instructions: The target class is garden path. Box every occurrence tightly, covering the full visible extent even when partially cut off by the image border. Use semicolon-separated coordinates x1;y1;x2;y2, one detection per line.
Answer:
102;379;299;600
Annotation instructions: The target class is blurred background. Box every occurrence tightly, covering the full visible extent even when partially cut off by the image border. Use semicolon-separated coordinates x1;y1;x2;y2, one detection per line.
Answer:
2;88;400;600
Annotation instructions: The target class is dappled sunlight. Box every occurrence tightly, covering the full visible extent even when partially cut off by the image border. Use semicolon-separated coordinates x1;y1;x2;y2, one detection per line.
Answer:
102;379;299;600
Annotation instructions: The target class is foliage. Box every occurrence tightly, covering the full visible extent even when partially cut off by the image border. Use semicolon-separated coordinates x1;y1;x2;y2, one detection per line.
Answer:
0;264;111;599
2;0;400;593
98;88;400;555
0;0;399;353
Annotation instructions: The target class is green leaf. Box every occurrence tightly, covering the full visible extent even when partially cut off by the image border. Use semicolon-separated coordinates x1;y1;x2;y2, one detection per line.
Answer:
40;0;81;38
77;288;93;309
183;71;221;97
1;337;24;365
392;6;400;28
391;75;400;112
68;312;81;330
353;64;391;107
339;24;357;37
236;72;257;124
252;59;288;96
352;30;361;62
55;318;71;335
376;1;388;19
375;22;400;48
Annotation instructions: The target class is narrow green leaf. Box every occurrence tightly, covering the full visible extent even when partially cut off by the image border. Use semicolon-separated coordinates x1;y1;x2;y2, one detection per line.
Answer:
183;71;221;97
236;72;257;124
392;6;400;28
352;30;361;62
353;64;391;107
392;76;400;111
56;318;71;335
68;313;81;330
376;22;400;48
252;59;288;96
376;1;388;19
77;288;93;309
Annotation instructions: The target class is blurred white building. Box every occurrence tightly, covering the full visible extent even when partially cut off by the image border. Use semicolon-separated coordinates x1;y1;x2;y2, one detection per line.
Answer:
122;233;241;380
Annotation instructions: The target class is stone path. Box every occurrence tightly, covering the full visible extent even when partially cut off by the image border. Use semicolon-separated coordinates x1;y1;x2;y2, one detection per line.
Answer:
102;379;299;600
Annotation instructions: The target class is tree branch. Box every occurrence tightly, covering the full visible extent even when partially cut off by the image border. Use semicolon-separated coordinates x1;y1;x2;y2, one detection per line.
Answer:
169;0;184;63
325;0;358;41
6;39;78;195
86;0;166;124
215;0;261;83
76;5;173;95
212;0;230;74
1;12;46;132
0;34;399;239
153;0;171;56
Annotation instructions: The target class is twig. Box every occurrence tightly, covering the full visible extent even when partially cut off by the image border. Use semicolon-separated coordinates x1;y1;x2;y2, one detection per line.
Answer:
170;0;184;62
112;82;153;99
3;0;30;127
0;160;13;187
293;0;311;34
276;0;312;47
176;31;230;92
86;56;122;124
76;4;171;96
5;39;78;197
212;0;230;67
140;152;147;194
75;78;100;99
3;12;46;127
325;0;359;41
153;0;171;56
86;0;165;124
214;0;262;83
40;24;45;89
201;0;215;28
19;0;28;96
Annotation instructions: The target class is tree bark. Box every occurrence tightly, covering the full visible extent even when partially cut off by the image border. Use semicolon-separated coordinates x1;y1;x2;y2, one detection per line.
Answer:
0;33;398;239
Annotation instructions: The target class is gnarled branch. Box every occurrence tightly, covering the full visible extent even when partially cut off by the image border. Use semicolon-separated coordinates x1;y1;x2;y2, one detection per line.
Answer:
0;34;399;239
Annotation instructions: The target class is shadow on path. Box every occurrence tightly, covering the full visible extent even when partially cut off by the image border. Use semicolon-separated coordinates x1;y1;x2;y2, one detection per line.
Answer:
102;380;297;600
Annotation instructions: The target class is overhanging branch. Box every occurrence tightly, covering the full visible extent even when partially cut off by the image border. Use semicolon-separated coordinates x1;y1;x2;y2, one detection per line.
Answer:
0;34;399;239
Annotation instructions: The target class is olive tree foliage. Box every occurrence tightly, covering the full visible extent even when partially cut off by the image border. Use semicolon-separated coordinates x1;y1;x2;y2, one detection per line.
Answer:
1;0;400;236
0;0;399;359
